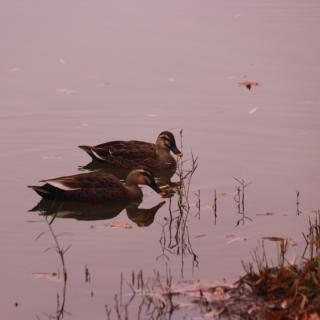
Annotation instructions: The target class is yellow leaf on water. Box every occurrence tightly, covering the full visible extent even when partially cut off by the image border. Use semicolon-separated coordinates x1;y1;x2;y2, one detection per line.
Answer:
145;113;159;118
248;107;257;114
56;88;76;95
262;236;286;242
239;81;259;90
42;154;62;160
104;223;132;229
32;272;62;282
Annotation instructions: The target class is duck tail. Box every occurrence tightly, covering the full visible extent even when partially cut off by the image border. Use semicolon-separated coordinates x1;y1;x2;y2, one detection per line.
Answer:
79;145;107;161
28;185;51;198
78;145;95;158
78;145;92;153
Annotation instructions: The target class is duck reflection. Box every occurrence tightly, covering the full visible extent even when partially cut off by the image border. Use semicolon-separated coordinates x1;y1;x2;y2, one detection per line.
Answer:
80;161;176;188
126;201;165;227
30;199;165;227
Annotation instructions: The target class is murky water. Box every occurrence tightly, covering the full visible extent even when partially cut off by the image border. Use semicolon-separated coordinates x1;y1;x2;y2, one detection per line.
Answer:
1;1;320;318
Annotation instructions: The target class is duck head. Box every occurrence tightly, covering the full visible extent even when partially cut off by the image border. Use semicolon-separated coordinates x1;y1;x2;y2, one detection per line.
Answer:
156;131;183;157
126;168;165;195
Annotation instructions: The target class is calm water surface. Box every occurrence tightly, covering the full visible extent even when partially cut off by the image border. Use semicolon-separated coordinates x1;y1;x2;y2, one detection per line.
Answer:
1;1;320;319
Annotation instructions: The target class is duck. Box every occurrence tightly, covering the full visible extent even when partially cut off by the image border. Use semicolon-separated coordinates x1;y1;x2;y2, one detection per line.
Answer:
78;131;183;173
28;168;165;203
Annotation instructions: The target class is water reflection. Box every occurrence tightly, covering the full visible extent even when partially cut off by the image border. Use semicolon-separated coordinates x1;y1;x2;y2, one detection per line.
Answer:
35;216;69;320
156;152;200;277
80;161;176;188
30;199;165;227
233;177;253;226
126;201;165;227
157;197;199;277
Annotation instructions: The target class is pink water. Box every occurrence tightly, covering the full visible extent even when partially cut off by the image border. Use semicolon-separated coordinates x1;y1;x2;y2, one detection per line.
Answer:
1;1;320;319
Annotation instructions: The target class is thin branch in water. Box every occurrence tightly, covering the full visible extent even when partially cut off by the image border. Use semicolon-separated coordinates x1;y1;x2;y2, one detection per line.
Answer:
296;190;302;216
212;189;218;224
37;217;70;319
35;231;47;241
85;264;91;283
233;177;252;226
195;189;201;219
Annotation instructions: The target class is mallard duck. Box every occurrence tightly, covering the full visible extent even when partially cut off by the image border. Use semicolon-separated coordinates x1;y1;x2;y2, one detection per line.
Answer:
28;168;164;202
78;131;183;173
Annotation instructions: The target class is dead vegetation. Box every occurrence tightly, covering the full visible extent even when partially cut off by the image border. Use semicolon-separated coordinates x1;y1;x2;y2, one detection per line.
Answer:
104;212;320;320
157;129;199;276
237;214;320;319
35;216;70;320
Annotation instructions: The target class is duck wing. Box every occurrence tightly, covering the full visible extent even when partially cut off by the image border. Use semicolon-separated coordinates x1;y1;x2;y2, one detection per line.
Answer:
111;141;156;159
91;140;156;161
40;171;122;190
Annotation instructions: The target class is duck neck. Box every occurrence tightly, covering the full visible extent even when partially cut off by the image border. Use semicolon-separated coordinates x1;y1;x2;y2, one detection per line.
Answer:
125;176;143;201
155;145;175;169
125;184;143;201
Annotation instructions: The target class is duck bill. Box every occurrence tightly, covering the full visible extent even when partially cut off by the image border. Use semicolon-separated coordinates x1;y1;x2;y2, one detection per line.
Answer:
148;180;162;194
171;145;183;157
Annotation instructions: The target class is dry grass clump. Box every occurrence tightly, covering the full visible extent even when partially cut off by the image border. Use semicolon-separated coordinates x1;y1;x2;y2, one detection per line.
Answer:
140;213;320;319
237;214;320;319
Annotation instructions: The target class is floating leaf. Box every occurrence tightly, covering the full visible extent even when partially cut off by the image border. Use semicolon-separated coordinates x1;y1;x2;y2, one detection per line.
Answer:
256;212;275;216
96;81;111;88
248;107;257;114
104;222;132;229
239;81;259;90
32;272;61;282
145;113;159;118
218;191;237;197
195;234;207;239
262;236;286;242
56;88;76;95
296;100;314;106
73;122;89;129
9;67;21;73
42;154;62;160
227;237;247;244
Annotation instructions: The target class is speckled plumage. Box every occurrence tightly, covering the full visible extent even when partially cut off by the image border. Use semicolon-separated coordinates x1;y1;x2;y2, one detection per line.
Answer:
28;169;162;203
79;131;182;172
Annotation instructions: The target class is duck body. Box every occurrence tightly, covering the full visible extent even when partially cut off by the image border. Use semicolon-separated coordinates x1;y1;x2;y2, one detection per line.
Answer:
29;169;162;203
79;131;182;173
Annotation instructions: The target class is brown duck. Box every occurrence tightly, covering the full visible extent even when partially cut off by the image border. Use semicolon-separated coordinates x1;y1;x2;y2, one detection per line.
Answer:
28;168;164;202
78;131;183;173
